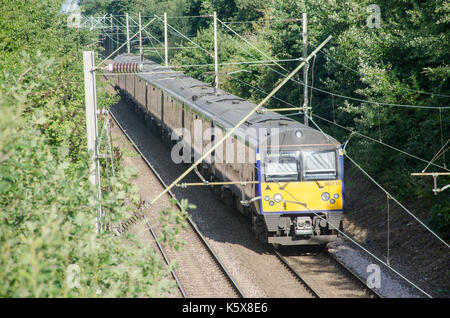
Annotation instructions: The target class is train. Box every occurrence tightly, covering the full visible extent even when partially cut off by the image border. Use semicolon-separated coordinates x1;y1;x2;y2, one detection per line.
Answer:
110;53;345;246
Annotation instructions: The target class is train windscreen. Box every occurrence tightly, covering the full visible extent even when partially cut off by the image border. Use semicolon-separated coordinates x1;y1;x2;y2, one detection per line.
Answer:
264;151;300;182
302;150;337;181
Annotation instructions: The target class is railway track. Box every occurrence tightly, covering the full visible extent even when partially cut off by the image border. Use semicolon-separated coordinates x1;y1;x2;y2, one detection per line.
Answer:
324;249;382;298
110;109;245;298
274;246;382;298
109;95;383;298
272;249;321;298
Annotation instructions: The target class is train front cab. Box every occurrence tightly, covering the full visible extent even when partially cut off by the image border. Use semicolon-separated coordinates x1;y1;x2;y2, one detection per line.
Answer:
256;143;345;246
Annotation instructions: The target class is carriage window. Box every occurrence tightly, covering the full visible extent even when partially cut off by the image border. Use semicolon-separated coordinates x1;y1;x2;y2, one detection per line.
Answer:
264;151;300;182
302;150;337;181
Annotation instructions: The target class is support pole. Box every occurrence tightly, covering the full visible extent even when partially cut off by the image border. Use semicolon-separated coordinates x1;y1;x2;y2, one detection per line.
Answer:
83;51;102;233
116;19;119;53
213;11;219;89
98;17;157;67
126;13;130;54
164;12;169;66
302;12;309;126
139;12;143;62
110;15;113;55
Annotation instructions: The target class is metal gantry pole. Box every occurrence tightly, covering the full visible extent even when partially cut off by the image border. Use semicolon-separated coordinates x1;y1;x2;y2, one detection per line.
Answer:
83;51;102;233
213;11;219;89
116;19;119;53
126;13;131;54
302;12;309;126
109;15;113;55
139;12;143;62
164;12;169;66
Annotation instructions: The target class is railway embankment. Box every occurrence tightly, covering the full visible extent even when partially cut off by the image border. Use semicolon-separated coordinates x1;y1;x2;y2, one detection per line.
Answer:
338;165;449;297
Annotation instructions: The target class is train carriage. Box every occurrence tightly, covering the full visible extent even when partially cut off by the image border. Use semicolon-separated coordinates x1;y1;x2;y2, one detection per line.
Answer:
113;53;344;246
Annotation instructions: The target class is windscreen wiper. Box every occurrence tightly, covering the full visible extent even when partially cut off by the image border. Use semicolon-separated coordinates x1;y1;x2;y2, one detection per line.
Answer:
315;180;324;189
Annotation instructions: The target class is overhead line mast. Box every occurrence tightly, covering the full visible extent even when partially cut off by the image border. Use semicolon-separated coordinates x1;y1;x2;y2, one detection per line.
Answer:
213;11;219;89
302;13;309;126
126;13;130;54
164;12;169;66
139;12;143;62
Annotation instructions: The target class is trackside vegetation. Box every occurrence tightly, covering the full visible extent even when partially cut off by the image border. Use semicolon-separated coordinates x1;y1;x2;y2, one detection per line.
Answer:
0;0;186;297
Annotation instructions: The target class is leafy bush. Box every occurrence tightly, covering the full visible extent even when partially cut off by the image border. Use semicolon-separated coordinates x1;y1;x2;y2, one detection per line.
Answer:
0;0;186;297
427;204;450;237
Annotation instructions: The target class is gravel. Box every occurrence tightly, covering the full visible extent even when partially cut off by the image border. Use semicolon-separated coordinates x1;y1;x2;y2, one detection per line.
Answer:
328;238;427;298
110;109;238;298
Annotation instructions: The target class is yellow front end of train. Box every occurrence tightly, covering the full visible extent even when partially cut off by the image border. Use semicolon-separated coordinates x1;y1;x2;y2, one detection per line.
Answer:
256;146;345;245
260;180;343;213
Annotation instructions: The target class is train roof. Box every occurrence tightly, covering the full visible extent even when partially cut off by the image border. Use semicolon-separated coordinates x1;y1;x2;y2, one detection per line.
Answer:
113;54;340;148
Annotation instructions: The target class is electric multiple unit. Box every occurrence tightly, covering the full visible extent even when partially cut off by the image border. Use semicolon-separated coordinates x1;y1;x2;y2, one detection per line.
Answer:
112;53;344;246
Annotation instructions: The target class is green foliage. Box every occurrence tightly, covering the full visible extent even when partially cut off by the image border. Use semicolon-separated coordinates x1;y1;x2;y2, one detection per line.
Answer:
427;203;450;236
0;0;187;297
158;199;194;250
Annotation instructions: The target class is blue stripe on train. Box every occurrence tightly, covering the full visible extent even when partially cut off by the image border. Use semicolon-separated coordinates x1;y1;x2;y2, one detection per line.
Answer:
340;147;345;210
256;147;263;215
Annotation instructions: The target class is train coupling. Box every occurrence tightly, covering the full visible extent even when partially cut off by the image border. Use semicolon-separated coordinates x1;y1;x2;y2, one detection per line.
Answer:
294;216;314;236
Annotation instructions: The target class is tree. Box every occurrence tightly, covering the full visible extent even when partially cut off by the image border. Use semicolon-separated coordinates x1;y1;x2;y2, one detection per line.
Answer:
0;0;187;296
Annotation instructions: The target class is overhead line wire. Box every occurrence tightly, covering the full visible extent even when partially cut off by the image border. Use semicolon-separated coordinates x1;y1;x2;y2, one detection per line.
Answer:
343;152;450;249
312;113;449;172
153;14;214;58
97;17;157;67
276;165;433;298
219;22;450;109
127;15;166;62
318;49;450;98
223;73;449;172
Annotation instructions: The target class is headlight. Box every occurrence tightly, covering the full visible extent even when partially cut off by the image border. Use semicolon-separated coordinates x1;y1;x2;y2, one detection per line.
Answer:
330;199;335;204
269;201;275;206
321;192;330;201
334;193;339;199
273;193;283;203
264;196;270;201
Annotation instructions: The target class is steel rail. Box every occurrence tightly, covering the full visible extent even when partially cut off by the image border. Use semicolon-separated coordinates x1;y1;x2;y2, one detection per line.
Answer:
323;249;382;298
272;249;321;298
109;110;186;298
274;247;382;298
143;214;187;298
109;109;245;298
